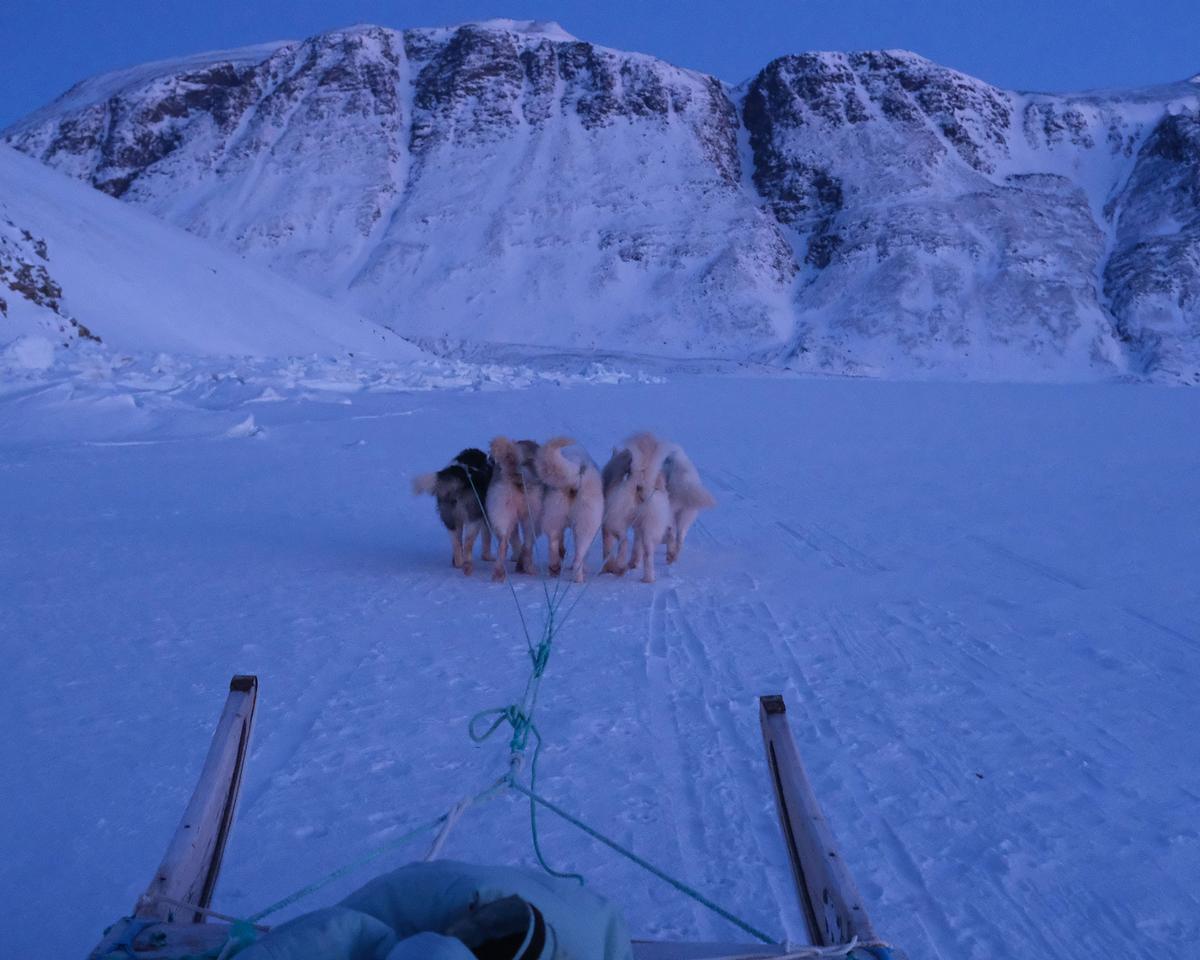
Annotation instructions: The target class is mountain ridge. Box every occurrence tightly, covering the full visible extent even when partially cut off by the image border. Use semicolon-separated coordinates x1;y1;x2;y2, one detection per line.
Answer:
5;20;1199;381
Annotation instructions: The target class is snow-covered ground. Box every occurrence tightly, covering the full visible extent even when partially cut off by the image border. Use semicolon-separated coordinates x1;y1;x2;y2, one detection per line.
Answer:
2;364;1198;960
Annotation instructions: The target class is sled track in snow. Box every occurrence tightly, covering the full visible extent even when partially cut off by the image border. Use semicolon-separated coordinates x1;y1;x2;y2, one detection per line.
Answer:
966;534;1087;591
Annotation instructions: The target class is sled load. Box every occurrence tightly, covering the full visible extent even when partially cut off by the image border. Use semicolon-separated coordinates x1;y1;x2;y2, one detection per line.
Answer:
90;678;902;959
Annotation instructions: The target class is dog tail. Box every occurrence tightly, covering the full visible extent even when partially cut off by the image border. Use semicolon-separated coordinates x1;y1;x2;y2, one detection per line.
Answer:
536;436;582;490
620;432;670;494
664;446;716;510
601;447;633;496
622;432;662;472
490;436;522;478
679;482;717;510
412;472;438;496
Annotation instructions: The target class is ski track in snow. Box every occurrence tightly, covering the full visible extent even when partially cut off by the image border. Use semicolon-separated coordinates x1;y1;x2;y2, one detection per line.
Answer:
1;373;1199;959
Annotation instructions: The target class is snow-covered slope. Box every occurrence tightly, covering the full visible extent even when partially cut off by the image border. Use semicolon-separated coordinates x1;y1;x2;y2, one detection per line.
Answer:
0;145;417;359
5;22;1200;380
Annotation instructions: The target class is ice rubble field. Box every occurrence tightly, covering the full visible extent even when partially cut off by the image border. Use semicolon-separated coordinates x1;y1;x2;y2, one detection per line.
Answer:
1;361;1198;960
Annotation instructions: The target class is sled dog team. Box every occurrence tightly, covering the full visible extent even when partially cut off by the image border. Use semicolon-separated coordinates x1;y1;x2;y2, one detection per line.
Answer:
413;433;715;584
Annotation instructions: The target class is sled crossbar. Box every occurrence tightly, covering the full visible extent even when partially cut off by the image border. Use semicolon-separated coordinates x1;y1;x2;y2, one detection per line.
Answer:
631;941;787;957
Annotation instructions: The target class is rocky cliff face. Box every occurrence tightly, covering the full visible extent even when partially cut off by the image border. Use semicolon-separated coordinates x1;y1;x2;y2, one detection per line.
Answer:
1103;110;1200;380
0;209;99;344
6;20;1199;380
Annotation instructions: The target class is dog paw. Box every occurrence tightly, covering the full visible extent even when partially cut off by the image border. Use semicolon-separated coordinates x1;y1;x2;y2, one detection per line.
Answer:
548;563;562;577
665;550;678;564
462;561;473;576
641;573;655;584
491;568;506;583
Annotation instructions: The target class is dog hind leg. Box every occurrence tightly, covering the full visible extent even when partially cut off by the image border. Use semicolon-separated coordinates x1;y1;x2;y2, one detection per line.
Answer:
671;507;699;562
570;512;601;584
517;518;536;575
461;521;481;575
614;530;631;574
640;535;656;584
601;529;620;574
492;532;510;582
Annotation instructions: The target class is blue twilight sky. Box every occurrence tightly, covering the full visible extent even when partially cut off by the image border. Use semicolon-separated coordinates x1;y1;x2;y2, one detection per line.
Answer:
1;0;1196;128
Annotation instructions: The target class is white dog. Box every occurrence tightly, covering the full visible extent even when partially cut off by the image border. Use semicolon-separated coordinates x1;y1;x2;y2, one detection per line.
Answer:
602;433;715;579
660;444;716;563
535;437;603;582
601;432;661;576
508;439;543;568
623;433;677;583
486;436;538;581
600;446;634;574
632;481;671;583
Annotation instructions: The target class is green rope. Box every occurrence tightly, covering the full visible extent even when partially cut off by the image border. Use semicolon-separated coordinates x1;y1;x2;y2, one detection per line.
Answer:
245;817;443;922
469;705;530;753
468;585;584;884
509;780;776;945
246;776;508;924
521;726;583;883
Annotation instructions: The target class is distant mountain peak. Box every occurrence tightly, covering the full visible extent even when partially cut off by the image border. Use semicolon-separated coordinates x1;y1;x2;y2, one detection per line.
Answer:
3;22;1199;382
461;18;578;41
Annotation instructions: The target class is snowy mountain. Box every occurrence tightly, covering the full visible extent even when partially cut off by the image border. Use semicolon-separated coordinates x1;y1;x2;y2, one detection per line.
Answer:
0;145;418;359
5;21;1199;381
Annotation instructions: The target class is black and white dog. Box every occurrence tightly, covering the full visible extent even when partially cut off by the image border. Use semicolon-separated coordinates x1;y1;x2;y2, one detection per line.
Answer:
413;448;494;575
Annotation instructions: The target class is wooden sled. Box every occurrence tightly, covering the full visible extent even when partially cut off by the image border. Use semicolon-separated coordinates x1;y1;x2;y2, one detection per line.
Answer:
89;682;898;959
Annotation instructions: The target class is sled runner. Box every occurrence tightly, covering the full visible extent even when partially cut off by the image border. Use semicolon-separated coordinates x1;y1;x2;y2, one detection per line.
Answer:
90;676;259;959
88;680;900;959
